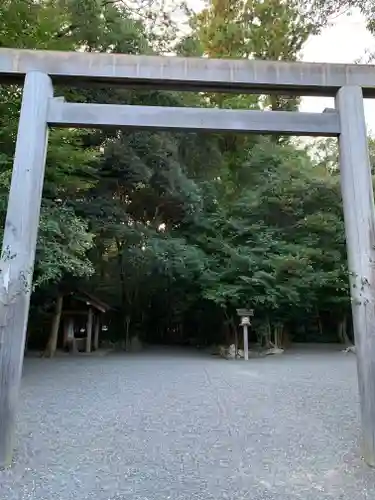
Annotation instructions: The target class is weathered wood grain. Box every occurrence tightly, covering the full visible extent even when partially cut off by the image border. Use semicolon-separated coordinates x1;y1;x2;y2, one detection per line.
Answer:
336;85;375;466
0;72;52;467
1;48;375;96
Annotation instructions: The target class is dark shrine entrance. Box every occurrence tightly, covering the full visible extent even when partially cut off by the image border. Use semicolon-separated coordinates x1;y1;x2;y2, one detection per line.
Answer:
55;290;110;354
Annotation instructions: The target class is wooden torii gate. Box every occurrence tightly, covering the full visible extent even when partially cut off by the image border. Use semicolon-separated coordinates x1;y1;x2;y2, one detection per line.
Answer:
0;48;375;467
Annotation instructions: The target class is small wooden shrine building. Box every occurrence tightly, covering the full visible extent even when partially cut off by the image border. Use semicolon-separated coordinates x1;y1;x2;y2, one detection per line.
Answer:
54;290;111;353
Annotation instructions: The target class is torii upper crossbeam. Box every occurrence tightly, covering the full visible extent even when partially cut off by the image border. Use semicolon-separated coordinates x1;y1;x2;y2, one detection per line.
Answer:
1;47;375;96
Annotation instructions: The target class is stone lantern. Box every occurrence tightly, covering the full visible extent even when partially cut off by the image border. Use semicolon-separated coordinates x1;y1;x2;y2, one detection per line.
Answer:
236;308;254;361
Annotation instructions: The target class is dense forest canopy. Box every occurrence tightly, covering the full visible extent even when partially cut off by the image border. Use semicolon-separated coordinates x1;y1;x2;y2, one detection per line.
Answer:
1;0;375;352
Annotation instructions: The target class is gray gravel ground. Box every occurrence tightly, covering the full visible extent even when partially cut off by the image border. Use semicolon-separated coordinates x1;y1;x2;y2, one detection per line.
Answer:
1;346;375;500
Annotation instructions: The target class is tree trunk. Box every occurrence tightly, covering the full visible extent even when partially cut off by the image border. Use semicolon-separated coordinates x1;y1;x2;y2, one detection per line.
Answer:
64;317;77;354
44;295;63;358
316;310;323;336
223;309;237;352
338;316;351;345
223;319;230;346
230;318;238;356
115;238;131;351
281;327;291;348
125;315;131;351
85;307;93;353
273;324;283;349
93;314;100;351
264;317;272;348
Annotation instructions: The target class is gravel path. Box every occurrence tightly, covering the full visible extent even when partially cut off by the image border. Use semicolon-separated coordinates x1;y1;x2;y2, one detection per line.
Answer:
0;347;374;500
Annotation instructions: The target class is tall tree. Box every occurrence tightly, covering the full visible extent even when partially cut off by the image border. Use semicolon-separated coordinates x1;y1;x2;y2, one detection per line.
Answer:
0;0;358;353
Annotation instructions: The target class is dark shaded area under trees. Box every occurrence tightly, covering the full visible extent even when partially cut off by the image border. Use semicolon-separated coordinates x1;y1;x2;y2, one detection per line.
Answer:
2;0;374;354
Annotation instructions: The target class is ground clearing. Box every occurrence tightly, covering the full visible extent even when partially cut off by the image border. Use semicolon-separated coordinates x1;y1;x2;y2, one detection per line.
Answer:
0;346;374;500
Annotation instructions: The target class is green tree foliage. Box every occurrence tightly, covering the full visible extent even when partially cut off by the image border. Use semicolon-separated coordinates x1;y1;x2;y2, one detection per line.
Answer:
0;0;361;352
0;1;97;290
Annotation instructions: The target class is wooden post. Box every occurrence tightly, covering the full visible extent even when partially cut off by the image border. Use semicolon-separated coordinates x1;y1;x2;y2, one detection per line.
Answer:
0;72;53;467
243;324;249;361
63;317;69;348
86;307;93;353
94;314;100;351
65;317;77;353
336;85;375;466
44;294;63;357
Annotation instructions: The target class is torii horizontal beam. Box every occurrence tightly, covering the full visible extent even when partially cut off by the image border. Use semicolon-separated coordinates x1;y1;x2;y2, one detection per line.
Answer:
47;100;340;136
1;48;375;97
